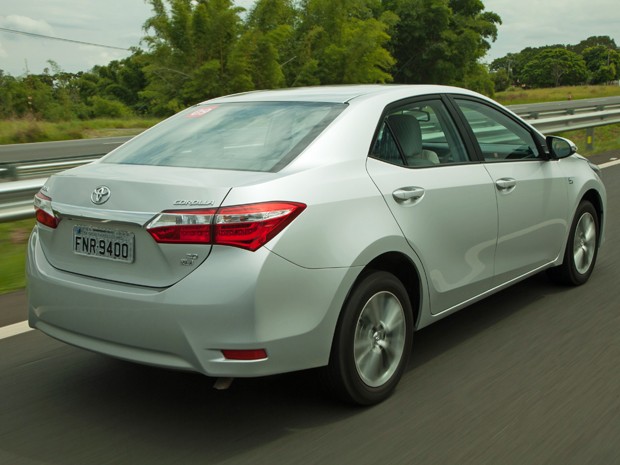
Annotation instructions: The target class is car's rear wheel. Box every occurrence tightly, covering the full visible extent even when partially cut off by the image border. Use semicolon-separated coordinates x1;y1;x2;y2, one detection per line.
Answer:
548;200;599;286
324;271;413;405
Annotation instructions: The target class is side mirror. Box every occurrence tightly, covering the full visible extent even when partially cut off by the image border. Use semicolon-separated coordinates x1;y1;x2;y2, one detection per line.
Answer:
546;135;577;159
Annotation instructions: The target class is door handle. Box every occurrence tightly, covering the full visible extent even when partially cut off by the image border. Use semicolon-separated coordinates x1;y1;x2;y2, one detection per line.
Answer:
392;187;425;201
495;178;517;191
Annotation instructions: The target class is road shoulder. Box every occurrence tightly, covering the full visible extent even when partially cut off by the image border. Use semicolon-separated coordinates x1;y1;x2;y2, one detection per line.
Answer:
0;290;27;327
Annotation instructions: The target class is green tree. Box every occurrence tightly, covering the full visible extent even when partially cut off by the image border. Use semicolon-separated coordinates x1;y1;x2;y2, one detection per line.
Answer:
570;35;618;55
521;48;588;87
235;0;298;90
490;68;510;92
141;0;245;114
388;0;500;91
582;45;620;84
489;52;521;85
490;45;567;86
87;53;148;112
292;0;397;85
0;72;25;118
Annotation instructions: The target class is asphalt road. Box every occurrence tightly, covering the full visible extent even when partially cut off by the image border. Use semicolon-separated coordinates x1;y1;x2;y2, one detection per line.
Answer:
0;137;130;164
1;164;619;465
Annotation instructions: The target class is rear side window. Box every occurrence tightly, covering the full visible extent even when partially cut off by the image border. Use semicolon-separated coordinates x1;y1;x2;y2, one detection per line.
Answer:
371;99;470;167
103;102;346;172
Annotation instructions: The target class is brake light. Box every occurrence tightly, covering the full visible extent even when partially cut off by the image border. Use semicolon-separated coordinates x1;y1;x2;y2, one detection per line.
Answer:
146;209;216;243
214;202;306;251
34;192;59;229
146;202;305;251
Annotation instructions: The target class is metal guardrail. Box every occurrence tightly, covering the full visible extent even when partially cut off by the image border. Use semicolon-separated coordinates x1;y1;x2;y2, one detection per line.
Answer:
8;157;101;181
0;178;48;222
0;136;129;181
1;97;620;223
518;108;620;133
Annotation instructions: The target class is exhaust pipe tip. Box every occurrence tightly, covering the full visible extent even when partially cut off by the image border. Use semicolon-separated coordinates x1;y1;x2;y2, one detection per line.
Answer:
213;377;234;390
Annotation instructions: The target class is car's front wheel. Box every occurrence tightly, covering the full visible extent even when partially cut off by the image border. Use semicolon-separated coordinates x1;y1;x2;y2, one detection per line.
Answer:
324;271;413;405
548;200;599;286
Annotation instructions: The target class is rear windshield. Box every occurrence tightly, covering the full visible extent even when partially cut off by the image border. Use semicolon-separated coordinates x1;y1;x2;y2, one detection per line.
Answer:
103;102;346;172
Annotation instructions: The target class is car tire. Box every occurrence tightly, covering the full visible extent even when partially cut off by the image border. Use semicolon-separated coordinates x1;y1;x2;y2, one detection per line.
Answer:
323;270;413;405
548;200;599;286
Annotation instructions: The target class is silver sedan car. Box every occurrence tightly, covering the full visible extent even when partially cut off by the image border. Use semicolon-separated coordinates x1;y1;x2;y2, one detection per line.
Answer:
27;85;606;405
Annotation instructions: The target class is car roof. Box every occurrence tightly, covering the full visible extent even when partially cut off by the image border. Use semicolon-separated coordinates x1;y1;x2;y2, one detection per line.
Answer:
205;84;482;104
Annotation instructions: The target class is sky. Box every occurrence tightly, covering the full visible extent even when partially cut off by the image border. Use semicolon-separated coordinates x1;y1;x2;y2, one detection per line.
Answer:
0;0;619;77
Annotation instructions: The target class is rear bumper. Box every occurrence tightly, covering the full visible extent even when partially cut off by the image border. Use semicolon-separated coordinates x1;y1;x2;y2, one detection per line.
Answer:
27;229;359;377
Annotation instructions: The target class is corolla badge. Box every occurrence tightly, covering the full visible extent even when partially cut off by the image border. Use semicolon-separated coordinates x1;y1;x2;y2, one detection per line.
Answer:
91;186;111;205
173;200;214;206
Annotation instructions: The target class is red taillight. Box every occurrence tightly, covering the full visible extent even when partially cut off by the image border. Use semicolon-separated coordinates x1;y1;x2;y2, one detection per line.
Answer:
214;202;306;251
34;192;59;229
146;202;306;251
146;209;215;243
221;349;268;360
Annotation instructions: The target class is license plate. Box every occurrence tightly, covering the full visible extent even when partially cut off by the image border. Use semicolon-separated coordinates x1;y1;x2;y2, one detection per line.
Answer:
73;225;134;263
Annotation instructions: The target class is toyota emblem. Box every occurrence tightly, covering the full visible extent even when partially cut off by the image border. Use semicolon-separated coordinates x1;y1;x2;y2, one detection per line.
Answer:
91;186;111;205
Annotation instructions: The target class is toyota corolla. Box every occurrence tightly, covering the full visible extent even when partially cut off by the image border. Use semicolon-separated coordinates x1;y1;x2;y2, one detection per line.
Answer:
27;85;606;405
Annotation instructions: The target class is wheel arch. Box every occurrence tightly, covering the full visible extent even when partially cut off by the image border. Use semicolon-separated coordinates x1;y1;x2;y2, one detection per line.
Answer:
360;252;422;328
580;188;604;243
323;256;420;404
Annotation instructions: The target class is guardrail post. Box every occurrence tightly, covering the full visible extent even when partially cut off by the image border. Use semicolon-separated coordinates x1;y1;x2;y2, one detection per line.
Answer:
585;127;594;151
0;164;18;181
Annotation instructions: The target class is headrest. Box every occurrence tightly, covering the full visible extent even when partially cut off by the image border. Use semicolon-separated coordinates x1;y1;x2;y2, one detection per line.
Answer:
386;114;422;157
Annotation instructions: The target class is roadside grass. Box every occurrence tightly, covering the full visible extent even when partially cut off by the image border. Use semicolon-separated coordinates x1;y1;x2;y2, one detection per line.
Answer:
0;219;34;295
495;85;620;106
0;117;160;145
557;124;620;156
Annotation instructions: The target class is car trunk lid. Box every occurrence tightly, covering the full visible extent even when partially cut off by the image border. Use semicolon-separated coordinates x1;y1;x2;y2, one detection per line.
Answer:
37;163;274;287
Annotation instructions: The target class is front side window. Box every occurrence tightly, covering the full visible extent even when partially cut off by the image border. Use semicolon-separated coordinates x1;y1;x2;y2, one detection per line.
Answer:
454;99;541;162
103;102;346;172
371;99;469;167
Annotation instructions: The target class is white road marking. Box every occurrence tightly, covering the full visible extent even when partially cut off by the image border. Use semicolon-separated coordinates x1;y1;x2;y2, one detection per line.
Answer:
0;321;33;340
599;159;620;169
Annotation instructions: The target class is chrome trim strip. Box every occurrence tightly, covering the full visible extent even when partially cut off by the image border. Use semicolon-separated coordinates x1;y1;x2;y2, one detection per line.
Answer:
53;202;156;226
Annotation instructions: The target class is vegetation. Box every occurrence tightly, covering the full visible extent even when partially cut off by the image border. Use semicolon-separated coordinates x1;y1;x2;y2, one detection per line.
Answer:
0;219;33;295
559;124;620;156
494;85;620;106
1;1;618;123
1;0;502;122
0;117;159;145
521;49;588;88
490;36;620;90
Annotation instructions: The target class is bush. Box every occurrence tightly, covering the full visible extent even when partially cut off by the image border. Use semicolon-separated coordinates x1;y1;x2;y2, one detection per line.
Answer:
41;102;76;122
12;122;47;143
492;69;511;92
89;96;133;118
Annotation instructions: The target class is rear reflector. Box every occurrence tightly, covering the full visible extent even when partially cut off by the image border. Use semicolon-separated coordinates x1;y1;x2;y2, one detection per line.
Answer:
34;192;59;229
146;202;306;251
221;349;268;360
